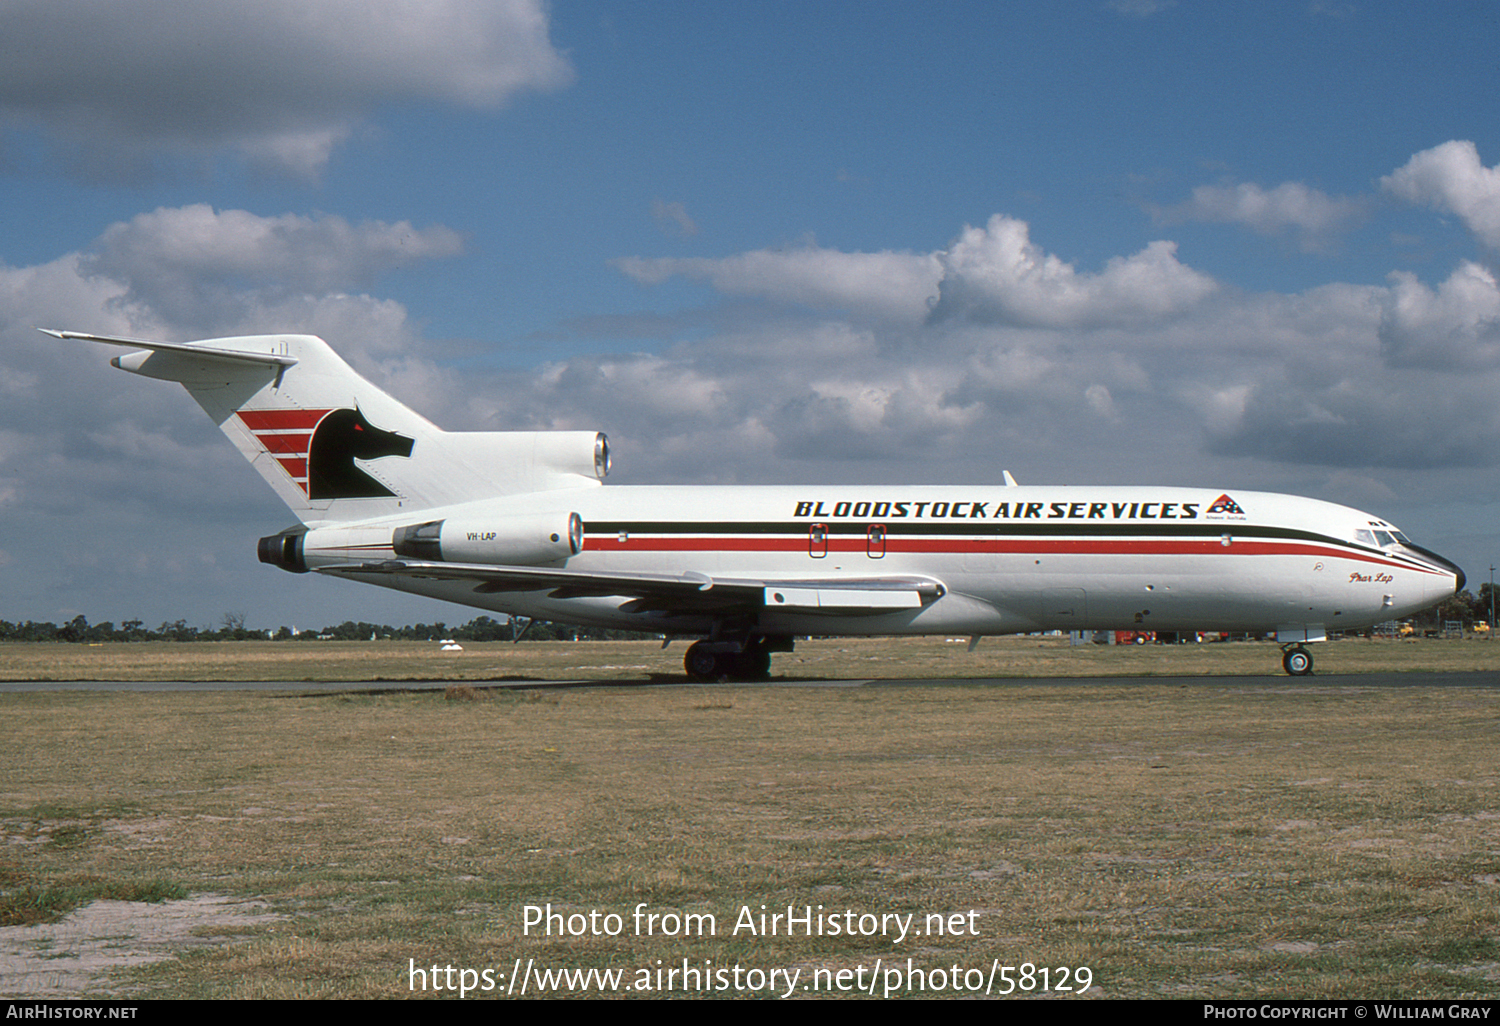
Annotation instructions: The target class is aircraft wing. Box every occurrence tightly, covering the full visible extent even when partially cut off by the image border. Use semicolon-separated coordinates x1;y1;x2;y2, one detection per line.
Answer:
315;560;944;615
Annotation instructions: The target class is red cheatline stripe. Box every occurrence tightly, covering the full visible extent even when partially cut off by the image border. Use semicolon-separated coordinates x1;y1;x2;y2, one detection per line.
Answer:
275;457;308;478
237;409;329;431
585;535;1447;574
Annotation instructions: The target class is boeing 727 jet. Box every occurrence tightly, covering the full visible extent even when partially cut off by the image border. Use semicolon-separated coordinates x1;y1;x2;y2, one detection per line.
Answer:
44;329;1465;679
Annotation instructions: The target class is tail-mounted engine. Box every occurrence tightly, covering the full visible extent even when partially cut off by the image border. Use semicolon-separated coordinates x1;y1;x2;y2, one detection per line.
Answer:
259;511;583;574
393;511;583;565
257;526;309;573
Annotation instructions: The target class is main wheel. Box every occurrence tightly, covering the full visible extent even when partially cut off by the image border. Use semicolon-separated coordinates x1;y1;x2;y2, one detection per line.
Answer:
684;642;721;681
1282;646;1314;676
734;642;772;681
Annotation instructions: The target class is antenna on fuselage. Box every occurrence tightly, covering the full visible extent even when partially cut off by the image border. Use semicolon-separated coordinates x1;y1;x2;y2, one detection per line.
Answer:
1002;470;1018;486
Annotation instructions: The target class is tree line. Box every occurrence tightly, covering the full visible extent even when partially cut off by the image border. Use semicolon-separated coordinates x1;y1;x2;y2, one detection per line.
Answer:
1438;584;1500;629
0;614;656;643
6;584;1493;644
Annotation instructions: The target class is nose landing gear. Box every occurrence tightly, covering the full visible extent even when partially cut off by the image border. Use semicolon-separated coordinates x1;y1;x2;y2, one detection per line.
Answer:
1281;645;1314;676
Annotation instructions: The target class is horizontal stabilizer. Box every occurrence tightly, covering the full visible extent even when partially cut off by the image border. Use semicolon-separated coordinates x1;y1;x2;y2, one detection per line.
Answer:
38;329;298;369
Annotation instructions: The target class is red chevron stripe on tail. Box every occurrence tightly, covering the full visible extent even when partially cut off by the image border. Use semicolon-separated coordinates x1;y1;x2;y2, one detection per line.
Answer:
236;408;332;496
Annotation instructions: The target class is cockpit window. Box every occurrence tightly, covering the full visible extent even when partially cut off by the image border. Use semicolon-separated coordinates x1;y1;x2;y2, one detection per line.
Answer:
1356;527;1415;550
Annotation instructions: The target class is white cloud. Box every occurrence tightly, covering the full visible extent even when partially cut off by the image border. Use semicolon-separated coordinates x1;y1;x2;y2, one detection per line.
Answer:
927;215;1217;327
1105;0;1176;15
0;0;572;178
1181;261;1500;471
650;200;699;238
1379;262;1500;370
1153;181;1367;251
614;245;942;325
615;216;1217;331
0;253;135;338
1084;384;1118;420
78;205;463;338
599;193;1500;483
1381;140;1500;249
91;205;464;290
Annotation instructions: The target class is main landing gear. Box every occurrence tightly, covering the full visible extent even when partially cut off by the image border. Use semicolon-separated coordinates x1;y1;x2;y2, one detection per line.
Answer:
1281;645;1314;676
683;636;790;682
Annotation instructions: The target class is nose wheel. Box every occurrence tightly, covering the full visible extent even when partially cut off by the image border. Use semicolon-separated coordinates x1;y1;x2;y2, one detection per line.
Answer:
1281;645;1314;676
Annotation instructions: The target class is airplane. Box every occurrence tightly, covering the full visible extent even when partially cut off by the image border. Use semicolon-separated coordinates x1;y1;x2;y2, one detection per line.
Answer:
43;328;1465;679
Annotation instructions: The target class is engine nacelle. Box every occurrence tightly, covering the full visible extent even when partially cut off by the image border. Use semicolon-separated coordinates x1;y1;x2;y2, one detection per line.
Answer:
260;511;584;574
259;523;403;573
258;527;309;573
392;511;583;565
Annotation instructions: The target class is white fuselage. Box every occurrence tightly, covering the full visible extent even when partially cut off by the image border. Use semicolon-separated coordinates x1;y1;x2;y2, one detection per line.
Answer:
304;484;1463;639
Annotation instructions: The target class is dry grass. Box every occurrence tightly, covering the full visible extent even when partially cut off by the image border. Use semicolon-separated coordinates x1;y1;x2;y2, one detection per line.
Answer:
2;676;1500;999
4;634;1500;682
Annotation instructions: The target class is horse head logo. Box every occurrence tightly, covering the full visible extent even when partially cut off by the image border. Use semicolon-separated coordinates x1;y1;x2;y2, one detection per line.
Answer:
306;407;414;499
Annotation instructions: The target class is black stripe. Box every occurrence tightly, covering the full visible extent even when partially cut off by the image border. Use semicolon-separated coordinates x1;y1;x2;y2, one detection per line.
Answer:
587;519;1354;548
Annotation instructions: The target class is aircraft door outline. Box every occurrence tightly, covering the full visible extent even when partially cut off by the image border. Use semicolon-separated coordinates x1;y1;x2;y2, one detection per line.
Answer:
808;523;828;558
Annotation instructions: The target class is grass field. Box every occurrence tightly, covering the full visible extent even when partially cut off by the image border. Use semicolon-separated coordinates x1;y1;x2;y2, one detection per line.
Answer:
2;638;1499;999
4;632;1500;682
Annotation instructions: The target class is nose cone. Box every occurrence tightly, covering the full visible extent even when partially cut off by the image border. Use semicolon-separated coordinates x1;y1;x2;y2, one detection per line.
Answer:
1407;542;1464;595
1437;554;1465;594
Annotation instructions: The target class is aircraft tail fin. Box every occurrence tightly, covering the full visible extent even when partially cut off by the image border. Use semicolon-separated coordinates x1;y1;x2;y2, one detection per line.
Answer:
43;330;608;523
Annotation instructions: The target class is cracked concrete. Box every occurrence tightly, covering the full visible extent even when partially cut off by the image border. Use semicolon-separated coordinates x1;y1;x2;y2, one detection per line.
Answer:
0;895;279;997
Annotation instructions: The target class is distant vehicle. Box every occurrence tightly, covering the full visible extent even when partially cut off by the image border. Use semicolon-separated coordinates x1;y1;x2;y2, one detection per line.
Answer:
45;330;1465;679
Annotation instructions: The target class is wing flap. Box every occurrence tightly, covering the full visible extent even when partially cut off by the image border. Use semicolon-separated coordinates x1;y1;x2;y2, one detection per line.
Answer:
315;559;943;615
764;586;923;610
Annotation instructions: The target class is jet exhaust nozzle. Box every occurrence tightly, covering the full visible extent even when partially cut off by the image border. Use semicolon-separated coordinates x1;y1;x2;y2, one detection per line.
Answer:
257;528;309;574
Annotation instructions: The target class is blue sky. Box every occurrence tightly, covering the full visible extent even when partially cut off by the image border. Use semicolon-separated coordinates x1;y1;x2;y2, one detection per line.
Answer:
4;0;1500;629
